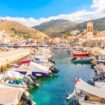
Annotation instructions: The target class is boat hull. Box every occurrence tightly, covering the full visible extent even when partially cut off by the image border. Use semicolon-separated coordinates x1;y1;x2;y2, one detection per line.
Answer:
17;71;50;77
72;58;93;63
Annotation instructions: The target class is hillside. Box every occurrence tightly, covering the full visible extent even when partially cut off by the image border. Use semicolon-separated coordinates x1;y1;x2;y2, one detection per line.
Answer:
34;18;105;37
0;20;48;40
34;19;77;37
75;17;105;31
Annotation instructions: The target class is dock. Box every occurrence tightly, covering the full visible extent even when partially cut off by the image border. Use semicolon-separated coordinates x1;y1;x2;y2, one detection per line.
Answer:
0;48;31;71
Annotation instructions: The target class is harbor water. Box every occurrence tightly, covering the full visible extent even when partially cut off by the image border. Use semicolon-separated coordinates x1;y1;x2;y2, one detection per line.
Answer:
30;49;95;105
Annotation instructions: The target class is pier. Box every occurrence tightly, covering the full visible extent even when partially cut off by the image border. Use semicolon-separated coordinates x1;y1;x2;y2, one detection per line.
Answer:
0;48;31;71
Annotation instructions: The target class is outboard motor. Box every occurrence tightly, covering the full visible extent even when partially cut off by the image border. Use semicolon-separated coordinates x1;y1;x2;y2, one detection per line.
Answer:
87;80;95;86
71;57;76;62
91;64;95;69
21;92;33;105
93;73;105;81
23;76;39;89
49;65;58;73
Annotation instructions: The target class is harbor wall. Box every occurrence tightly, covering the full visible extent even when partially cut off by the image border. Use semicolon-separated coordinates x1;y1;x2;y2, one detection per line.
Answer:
0;48;31;71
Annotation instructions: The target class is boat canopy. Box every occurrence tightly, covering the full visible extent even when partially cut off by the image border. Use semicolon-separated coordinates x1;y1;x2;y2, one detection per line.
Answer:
29;62;49;72
73;53;89;57
76;79;105;99
0;85;24;105
18;62;50;73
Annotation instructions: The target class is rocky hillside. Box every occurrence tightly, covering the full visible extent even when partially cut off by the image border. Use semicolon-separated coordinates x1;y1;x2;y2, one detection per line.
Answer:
34;19;77;37
34;18;105;37
75;17;105;31
0;20;48;40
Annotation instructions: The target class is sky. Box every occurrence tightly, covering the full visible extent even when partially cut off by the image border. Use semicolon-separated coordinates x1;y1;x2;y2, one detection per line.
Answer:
0;0;105;27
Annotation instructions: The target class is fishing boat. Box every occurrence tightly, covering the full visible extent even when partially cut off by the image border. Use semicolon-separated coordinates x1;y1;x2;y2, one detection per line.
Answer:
71;52;93;63
67;78;105;105
0;71;39;89
13;61;52;77
73;53;90;57
97;55;105;63
2;71;26;88
94;63;105;74
0;84;34;105
76;79;105;105
34;53;55;64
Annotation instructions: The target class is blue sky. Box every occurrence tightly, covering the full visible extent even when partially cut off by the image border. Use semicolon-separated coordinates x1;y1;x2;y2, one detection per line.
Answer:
0;0;92;18
0;0;105;27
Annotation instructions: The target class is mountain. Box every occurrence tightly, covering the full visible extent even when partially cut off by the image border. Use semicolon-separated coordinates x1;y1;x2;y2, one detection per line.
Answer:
33;17;105;37
0;20;48;40
75;17;105;31
34;19;77;37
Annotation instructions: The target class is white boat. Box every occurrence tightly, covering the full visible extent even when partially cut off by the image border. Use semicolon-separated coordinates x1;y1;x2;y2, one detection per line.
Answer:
0;84;32;105
94;63;105;74
35;61;58;73
34;53;52;62
71;57;93;63
98;55;105;63
0;71;31;88
76;79;105;105
12;62;52;77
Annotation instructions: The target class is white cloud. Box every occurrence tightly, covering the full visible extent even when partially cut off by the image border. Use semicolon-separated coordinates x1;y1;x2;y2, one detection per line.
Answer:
0;17;40;27
91;0;105;10
1;0;105;27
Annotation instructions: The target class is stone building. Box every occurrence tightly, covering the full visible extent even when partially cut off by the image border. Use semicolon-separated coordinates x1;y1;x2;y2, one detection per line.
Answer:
86;21;94;39
87;21;94;33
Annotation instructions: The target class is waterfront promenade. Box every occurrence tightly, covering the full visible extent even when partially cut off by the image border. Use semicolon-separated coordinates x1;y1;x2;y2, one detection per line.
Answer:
0;48;31;71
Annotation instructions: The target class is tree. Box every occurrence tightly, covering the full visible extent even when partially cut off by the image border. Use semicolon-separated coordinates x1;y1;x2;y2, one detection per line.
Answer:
23;34;31;39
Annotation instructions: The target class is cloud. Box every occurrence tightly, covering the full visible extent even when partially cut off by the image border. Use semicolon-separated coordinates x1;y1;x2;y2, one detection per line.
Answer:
0;17;40;27
1;0;105;27
91;0;105;10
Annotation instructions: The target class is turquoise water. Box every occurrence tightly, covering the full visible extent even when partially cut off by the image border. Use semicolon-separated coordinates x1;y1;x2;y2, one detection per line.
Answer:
30;49;95;105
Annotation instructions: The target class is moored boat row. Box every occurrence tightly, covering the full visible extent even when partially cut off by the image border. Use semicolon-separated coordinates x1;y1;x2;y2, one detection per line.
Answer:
66;47;105;105
0;47;58;105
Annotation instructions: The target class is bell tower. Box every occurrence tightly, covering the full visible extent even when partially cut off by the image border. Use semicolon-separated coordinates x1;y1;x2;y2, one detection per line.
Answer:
86;21;94;38
87;21;93;33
